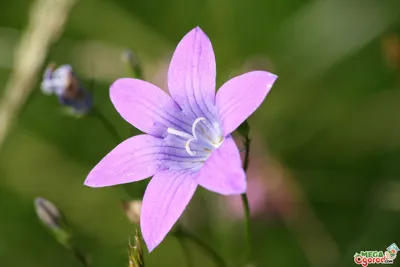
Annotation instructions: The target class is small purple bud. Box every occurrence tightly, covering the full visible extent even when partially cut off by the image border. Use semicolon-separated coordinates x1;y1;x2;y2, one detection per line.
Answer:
34;197;73;249
40;63;92;115
121;50;135;63
34;197;62;230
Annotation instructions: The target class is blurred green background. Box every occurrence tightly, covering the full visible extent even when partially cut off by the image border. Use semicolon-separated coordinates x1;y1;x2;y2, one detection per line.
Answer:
1;0;400;266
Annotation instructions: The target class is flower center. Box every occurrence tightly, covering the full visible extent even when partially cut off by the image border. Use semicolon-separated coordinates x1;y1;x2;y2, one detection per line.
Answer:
167;117;223;156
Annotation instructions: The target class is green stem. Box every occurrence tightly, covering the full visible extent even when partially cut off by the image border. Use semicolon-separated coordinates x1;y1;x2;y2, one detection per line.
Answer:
241;193;251;260
122;184;136;199
242;136;251;171
126;64;143;80
175;226;227;267
90;107;122;144
123;52;143;137
72;246;90;267
123;51;143;80
241;135;252;263
176;235;193;267
89;107;137;199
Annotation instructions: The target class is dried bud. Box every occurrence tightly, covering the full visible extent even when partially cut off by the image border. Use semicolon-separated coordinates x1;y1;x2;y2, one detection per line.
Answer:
122;200;142;224
40;63;92;115
34;197;72;248
128;229;144;267
121;49;143;79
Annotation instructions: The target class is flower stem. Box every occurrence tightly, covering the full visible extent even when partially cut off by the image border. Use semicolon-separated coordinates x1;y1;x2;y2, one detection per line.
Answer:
175;225;227;267
176;235;193;267
122;50;143;80
89;107;138;199
241;132;252;263
90;106;122;144
71;246;90;267
241;193;251;260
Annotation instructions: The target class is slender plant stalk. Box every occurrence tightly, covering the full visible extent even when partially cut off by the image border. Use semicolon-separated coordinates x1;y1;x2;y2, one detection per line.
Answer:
176;235;194;267
241;135;252;263
175;226;227;267
72;246;90;267
241;194;251;258
90;106;123;144
122;50;143;80
88;107;139;199
124;53;143;137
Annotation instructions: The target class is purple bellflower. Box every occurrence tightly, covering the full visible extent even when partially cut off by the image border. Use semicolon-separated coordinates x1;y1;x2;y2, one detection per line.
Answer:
85;27;278;251
41;64;92;115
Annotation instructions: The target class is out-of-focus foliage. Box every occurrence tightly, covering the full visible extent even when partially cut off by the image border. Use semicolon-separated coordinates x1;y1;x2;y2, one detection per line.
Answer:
1;0;400;266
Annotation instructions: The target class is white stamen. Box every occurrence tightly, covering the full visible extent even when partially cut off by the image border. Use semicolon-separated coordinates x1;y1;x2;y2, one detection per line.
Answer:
185;139;196;156
191;117;206;139
167;127;193;140
167;117;223;157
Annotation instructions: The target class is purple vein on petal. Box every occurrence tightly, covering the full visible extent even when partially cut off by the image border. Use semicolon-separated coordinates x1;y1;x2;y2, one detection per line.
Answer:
188;29;217;123
134;97;192;132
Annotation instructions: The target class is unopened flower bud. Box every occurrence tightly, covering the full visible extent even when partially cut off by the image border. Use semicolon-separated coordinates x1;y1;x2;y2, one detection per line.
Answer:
122;200;142;224
34;197;72;248
34;197;62;230
128;229;144;267
121;49;143;79
40;63;92;115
